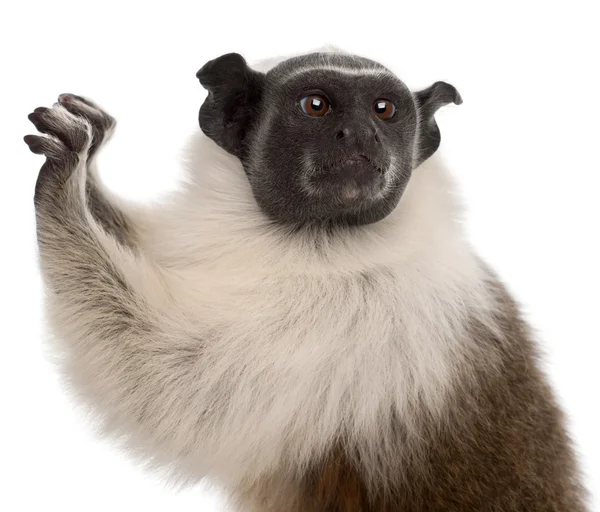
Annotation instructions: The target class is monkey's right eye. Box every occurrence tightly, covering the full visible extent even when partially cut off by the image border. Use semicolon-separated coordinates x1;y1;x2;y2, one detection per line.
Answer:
300;95;330;117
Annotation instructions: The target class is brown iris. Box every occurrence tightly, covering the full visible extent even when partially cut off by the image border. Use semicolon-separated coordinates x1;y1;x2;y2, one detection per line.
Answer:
373;99;396;120
300;95;330;117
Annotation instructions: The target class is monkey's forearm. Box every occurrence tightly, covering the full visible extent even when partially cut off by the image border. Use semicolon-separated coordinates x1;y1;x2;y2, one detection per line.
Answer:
36;172;207;454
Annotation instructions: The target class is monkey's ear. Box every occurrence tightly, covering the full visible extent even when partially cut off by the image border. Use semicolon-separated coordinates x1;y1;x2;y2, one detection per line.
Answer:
413;81;462;165
197;53;266;158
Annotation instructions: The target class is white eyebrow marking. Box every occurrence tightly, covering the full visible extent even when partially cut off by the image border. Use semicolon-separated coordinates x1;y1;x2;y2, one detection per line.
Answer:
278;64;394;84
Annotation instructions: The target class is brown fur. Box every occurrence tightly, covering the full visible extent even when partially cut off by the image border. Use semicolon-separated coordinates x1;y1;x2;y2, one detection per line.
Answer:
241;277;588;511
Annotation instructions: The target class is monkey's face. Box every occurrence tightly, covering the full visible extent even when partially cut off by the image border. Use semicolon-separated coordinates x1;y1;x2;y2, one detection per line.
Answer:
248;59;418;227
197;53;461;227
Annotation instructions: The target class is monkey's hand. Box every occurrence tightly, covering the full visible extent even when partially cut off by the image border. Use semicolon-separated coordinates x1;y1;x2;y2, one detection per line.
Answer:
26;95;143;247
58;93;116;160
26;94;116;204
25;99;93;203
27;94;116;162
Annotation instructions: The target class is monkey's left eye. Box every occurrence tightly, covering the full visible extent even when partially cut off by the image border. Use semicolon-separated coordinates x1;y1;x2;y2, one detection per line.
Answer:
300;95;330;117
373;99;396;120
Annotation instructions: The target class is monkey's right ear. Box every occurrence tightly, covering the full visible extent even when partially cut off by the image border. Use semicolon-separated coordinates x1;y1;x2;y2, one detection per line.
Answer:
197;53;266;158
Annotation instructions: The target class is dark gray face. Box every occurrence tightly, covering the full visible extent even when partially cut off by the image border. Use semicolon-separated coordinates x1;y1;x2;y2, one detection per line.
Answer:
197;52;461;228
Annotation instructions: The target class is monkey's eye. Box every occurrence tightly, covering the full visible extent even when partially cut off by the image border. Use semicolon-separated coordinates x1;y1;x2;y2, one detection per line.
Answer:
300;95;330;117
373;99;396;120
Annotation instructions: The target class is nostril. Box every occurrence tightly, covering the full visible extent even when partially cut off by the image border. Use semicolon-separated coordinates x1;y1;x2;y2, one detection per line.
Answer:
335;130;345;140
374;132;380;143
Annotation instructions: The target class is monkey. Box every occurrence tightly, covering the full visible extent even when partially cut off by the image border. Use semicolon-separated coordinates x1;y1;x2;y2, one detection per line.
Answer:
24;50;588;511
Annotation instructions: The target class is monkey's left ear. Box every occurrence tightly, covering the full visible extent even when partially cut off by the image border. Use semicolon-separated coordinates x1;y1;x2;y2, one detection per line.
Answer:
413;81;462;165
197;53;266;158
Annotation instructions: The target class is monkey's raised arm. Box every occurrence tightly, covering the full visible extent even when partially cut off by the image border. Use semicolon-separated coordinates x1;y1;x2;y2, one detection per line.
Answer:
25;102;206;459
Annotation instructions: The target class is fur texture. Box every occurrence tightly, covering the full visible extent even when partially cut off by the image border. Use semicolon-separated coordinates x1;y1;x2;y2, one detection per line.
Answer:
25;51;587;510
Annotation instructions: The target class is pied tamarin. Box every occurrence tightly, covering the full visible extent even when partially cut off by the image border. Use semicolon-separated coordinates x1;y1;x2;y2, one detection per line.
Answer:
24;50;588;511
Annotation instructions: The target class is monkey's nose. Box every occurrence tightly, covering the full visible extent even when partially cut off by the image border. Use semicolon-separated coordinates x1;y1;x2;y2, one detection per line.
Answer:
335;127;351;140
335;124;378;143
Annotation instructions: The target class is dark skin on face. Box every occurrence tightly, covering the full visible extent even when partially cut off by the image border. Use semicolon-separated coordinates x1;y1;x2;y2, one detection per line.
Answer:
197;52;462;229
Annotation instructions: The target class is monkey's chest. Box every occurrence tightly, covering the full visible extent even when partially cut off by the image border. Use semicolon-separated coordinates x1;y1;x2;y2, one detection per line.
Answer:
197;271;462;483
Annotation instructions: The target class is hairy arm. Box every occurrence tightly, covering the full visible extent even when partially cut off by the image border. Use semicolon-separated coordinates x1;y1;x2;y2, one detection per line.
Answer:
26;100;207;462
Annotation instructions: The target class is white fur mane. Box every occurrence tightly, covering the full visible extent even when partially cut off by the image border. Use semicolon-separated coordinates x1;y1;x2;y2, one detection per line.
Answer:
119;128;496;488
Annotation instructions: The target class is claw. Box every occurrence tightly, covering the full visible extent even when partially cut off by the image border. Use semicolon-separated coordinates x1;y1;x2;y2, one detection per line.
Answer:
58;93;75;103
28;111;50;134
28;111;44;123
24;133;73;163
24;134;45;154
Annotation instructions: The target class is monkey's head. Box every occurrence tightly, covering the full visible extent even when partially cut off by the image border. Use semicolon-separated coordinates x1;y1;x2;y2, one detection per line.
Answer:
197;52;461;227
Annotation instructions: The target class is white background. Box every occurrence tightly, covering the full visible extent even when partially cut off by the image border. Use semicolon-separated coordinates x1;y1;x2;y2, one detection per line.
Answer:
1;1;598;510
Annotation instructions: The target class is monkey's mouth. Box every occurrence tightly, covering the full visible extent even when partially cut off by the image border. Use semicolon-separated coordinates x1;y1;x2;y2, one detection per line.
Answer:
304;155;388;205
